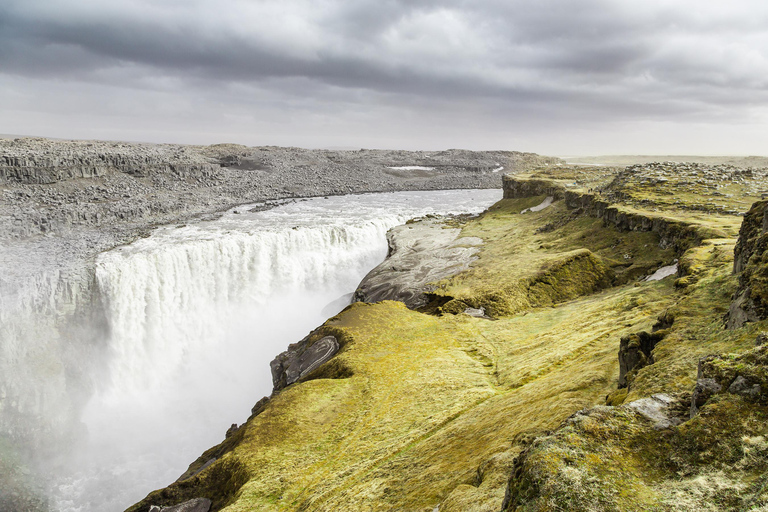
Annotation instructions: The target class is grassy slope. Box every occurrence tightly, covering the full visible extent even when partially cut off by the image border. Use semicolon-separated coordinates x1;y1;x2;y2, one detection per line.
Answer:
130;169;758;512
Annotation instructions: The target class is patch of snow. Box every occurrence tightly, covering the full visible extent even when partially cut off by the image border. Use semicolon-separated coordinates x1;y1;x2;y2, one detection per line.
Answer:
645;262;678;282
387;166;435;171
563;162;607;166
521;196;554;214
492;166;504;173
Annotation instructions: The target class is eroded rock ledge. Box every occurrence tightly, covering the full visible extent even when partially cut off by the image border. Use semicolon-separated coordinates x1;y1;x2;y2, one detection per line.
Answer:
124;162;768;512
503;174;716;253
353;217;483;309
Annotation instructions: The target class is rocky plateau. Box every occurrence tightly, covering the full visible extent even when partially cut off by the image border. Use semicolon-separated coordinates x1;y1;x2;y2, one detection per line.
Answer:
5;139;768;512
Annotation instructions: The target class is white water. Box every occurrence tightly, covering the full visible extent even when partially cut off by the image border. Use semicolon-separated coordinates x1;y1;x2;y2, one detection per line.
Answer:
46;189;500;511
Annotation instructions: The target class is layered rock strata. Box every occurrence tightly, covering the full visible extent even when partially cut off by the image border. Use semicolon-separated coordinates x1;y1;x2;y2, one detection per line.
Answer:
353;218;483;309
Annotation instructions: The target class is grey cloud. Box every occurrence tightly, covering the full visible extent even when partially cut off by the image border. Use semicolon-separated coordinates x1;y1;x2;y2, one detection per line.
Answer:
1;0;767;152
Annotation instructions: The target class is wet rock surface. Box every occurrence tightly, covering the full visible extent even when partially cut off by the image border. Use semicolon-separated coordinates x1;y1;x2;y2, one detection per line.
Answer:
270;335;340;391
149;497;212;512
353;218;483;309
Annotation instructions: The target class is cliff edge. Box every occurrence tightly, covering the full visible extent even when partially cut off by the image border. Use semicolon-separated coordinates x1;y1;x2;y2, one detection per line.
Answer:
126;162;768;511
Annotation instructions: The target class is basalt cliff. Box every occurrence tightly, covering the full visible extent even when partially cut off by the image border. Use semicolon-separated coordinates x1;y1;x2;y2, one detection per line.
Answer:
0;137;557;512
4;139;768;512
128;161;768;511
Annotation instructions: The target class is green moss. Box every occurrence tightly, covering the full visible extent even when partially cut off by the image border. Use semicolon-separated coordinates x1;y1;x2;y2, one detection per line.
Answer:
129;166;762;512
504;396;768;512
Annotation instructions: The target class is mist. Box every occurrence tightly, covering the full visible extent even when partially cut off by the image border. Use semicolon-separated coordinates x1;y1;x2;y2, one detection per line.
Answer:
1;189;499;511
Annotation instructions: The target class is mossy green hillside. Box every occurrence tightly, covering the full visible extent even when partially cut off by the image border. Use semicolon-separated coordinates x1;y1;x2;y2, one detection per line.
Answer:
130;167;756;512
497;171;768;510
430;196;676;316
503;394;768;512
131;281;676;512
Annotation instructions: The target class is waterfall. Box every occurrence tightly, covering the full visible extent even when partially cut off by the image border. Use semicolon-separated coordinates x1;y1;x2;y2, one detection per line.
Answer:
2;189;501;511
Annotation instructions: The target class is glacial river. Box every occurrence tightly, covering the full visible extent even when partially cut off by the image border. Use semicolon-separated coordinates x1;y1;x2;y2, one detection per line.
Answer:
42;189;501;511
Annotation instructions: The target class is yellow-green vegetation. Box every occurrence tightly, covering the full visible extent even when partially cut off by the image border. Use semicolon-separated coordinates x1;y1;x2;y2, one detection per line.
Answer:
130;166;767;512
503;394;768;512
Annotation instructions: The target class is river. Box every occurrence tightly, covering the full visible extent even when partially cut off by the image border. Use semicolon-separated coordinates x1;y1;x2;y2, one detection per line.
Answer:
3;189;501;511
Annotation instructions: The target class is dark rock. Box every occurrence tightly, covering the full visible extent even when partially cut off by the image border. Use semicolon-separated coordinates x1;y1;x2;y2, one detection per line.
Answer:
157;498;212;512
250;396;270;417
756;332;768;346
728;376;761;399
270;335;339;391
726;287;761;330
691;345;768;414
652;310;675;331
618;331;665;388
690;377;722;418
726;200;768;329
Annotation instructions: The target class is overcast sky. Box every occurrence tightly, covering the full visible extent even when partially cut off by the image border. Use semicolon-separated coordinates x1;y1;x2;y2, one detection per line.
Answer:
1;0;767;155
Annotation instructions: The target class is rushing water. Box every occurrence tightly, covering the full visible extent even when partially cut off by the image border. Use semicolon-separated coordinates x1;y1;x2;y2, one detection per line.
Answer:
34;189;501;511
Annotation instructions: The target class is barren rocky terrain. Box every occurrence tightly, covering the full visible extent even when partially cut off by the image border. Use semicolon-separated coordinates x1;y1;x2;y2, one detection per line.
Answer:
0;137;559;302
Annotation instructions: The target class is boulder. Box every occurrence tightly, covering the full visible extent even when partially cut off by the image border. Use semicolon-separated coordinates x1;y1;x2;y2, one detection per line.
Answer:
270;335;339;391
626;394;685;429
353;219;483;310
150;498;212;512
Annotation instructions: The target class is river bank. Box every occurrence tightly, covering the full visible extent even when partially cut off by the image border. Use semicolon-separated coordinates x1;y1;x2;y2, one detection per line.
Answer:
2;137;552;511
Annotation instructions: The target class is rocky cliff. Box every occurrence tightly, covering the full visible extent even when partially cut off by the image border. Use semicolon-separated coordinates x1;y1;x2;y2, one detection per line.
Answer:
0;137;559;239
5;145;768;511
726;200;768;329
0;137;563;511
127;162;768;512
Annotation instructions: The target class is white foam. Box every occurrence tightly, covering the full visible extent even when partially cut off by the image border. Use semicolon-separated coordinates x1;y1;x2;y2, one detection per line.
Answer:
44;188;501;511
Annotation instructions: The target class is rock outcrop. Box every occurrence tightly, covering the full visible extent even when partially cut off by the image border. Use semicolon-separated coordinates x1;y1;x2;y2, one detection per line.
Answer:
353;218;483;309
617;330;664;388
270;335;341;392
726;200;768;328
1;138;560;240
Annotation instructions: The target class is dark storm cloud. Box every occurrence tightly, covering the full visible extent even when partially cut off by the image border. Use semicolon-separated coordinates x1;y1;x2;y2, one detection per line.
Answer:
1;0;767;152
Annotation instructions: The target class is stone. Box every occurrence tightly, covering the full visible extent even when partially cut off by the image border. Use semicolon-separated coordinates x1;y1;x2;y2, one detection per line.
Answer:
756;332;768;346
618;331;664;388
690;378;722;418
726;287;759;330
728;375;761;400
463;307;486;318
158;498;212;512
270;335;340;390
353;219;483;309
627;394;684;429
